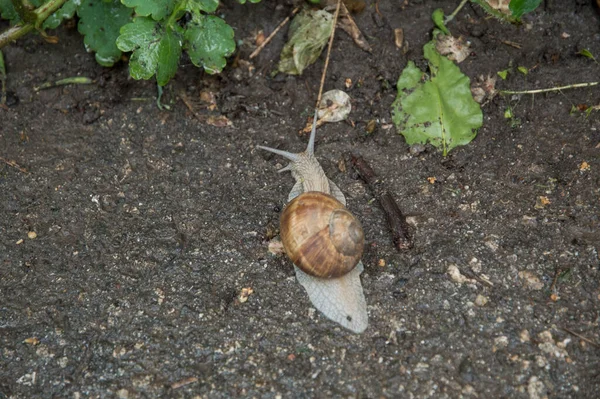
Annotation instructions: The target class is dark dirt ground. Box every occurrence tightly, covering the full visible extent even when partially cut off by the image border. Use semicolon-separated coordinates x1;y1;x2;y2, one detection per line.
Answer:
1;0;600;397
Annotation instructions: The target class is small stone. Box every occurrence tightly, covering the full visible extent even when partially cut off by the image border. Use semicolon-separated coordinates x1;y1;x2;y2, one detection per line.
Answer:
520;329;531;343
378;259;386;267
239;287;254;303
474;294;488;307
494;336;509;350
518;271;544;290
116;389;129;399
27;231;37;239
527;376;545;399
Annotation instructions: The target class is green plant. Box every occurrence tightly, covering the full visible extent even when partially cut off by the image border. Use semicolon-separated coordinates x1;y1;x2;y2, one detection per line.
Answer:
446;0;542;25
471;0;542;23
0;0;261;86
391;29;483;156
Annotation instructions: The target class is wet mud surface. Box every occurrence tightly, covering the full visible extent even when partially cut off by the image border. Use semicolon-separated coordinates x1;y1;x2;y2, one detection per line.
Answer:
1;1;599;397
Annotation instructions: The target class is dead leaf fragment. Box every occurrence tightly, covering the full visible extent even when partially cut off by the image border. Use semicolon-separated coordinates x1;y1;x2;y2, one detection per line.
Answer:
394;28;404;48
579;161;590;171
318;89;352;122
24;337;40;345
239;287;254;303
518;271;544;290
365;119;376;134
471;74;497;104
435;34;470;63
255;30;265;46
206;115;232;128
486;0;511;15
535;196;551;209
427;177;437;184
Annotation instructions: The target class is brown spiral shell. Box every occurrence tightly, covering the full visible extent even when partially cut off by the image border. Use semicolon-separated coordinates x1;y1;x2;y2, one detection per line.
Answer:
280;191;364;279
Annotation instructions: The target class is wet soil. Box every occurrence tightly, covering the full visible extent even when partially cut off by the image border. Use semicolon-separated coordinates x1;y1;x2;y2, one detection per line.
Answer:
1;0;599;397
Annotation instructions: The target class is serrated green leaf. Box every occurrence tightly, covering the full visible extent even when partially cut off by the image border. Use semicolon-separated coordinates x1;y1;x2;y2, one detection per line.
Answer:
184;14;235;74
391;38;482;156
78;0;132;67
277;9;332;75
121;0;173;21
43;0;78;30
0;0;20;23
432;8;450;35
188;0;220;13
116;17;182;85
509;0;542;19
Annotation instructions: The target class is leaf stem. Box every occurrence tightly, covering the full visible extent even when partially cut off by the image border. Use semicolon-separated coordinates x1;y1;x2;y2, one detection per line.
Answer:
0;0;68;48
500;82;599;95
445;0;469;24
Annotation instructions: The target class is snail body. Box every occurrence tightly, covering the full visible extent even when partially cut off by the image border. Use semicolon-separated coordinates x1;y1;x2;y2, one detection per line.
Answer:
258;111;368;333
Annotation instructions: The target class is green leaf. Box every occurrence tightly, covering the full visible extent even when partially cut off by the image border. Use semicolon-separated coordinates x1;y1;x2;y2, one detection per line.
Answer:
121;0;174;21
578;49;597;62
277;9;332;75
517;66;528;75
0;0;20;23
116;17;183;85
432;8;450;35
509;0;542;19
43;0;78;30
237;0;261;3
184;14;235;74
497;69;509;80
185;0;220;14
391;37;483;155
78;0;133;67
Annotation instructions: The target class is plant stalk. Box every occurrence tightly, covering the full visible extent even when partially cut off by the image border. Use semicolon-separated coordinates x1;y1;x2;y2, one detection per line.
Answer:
500;82;599;95
0;0;68;49
445;0;469;23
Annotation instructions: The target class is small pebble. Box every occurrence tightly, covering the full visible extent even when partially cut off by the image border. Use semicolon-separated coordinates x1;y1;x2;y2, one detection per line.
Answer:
28;231;37;239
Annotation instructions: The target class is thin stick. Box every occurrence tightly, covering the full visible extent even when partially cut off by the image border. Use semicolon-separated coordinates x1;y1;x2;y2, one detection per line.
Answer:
562;327;600;348
350;153;413;251
249;6;300;59
315;0;342;110
500;82;599;95
0;157;28;173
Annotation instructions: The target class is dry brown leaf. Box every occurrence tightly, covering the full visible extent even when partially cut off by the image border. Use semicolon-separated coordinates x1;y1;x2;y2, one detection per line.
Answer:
435;34;470;63
206;115;233;128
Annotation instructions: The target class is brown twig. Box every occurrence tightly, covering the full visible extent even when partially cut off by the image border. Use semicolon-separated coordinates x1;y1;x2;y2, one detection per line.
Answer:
0;157;28;173
562;327;600;348
249;6;300;59
170;377;198;389
350;153;413;251
179;91;205;122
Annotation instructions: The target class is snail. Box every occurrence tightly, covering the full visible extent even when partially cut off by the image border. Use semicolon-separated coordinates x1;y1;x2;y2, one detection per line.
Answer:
258;111;368;333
